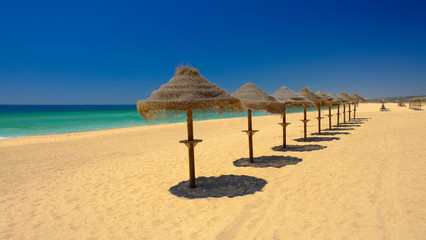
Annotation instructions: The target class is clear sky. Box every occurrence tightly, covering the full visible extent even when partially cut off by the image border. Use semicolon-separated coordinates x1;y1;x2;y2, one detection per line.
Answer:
1;0;425;104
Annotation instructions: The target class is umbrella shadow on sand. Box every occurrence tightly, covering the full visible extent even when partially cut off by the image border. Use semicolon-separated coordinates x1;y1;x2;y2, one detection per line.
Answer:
345;121;365;124
311;132;349;136
233;155;302;168
271;144;327;152
350;120;369;124
326;127;355;131
338;124;361;127
169;175;267;199
294;137;340;142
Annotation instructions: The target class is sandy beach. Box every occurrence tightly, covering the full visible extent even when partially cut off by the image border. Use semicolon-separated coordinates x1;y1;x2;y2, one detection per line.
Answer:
0;103;425;239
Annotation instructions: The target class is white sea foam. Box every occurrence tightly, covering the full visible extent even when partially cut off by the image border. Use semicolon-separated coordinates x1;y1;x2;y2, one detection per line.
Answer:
0;137;11;140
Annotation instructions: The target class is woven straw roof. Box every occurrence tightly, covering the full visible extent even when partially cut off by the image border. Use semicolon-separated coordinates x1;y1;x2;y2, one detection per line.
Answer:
231;83;285;114
315;91;342;105
338;92;357;103
298;87;330;106
137;67;243;120
335;93;349;103
326;92;345;105
412;97;422;103
272;87;314;106
352;93;368;103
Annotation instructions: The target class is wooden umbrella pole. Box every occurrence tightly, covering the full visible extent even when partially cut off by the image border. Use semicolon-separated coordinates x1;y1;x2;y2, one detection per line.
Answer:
349;104;351;121
304;106;307;140
328;105;332;130
278;108;290;149
317;106;321;134
343;104;346;123
283;109;286;148
337;104;340;126
354;104;356;119
248;110;254;163
186;109;196;188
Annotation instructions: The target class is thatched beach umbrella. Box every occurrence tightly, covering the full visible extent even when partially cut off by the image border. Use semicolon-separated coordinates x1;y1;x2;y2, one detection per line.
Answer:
231;83;285;163
352;93;367;103
298;88;330;135
272;87;313;146
410;98;423;110
351;93;367;119
316;91;341;130
339;92;357;120
137;66;243;188
336;93;352;123
326;93;344;126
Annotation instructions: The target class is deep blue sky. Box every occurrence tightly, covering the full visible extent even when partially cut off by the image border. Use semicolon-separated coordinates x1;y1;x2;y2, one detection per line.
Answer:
1;0;425;104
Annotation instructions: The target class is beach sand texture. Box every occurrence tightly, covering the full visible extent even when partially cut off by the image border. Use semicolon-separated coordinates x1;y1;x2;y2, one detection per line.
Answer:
0;103;425;239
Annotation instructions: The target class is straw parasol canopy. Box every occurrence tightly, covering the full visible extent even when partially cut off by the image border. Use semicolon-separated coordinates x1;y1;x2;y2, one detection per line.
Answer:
335;94;349;104
137;66;243;188
298;88;330;135
337;92;357;121
336;93;352;123
272;87;314;107
350;93;367;119
411;97;423;110
315;91;341;106
412;97;422;103
137;67;243;121
326;93;344;105
316;91;342;130
231;82;285;114
327;92;345;126
272;86;313;147
338;92;357;104
352;93;368;103
231;83;284;163
298;87;330;107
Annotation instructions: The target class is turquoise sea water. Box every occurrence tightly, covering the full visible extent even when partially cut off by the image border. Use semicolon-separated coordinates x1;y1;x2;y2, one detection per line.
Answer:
0;105;323;138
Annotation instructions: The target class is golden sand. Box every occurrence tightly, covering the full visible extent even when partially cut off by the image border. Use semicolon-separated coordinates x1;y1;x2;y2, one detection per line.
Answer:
0;103;425;239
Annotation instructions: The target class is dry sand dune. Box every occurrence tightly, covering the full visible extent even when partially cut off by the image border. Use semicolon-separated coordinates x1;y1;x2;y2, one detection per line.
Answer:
0;103;425;239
